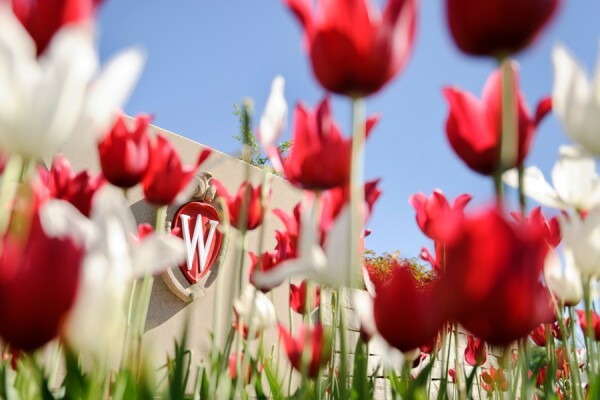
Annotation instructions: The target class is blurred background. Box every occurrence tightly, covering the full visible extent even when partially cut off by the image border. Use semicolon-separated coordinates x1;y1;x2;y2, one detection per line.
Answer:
98;0;600;258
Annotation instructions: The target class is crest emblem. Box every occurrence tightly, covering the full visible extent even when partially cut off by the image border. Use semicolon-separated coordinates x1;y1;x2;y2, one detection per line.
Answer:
171;202;223;284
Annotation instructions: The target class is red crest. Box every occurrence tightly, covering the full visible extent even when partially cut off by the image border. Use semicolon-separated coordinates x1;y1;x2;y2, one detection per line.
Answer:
172;202;223;284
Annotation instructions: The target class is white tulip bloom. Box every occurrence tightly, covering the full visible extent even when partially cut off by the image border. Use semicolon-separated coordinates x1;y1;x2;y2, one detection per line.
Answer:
259;75;287;148
259;75;287;173
252;197;354;288
544;248;583;305
552;44;600;155
41;186;185;366
560;209;600;278
0;6;144;162
503;146;600;212
233;285;277;335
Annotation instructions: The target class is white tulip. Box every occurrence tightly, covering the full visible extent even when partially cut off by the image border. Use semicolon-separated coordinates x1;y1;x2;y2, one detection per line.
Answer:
544;248;583;305
503;145;600;212
259;75;287;173
252;196;355;288
0;5;144;162
560;209;600;278
552;44;600;156
233;285;277;335
41;186;185;366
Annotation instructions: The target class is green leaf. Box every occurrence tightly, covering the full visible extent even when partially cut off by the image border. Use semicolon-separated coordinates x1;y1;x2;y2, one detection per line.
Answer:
351;339;369;399
263;361;283;400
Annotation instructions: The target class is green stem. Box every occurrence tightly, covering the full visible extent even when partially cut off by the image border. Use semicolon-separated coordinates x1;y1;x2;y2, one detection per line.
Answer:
584;277;596;378
517;165;526;215
494;59;517;211
349;97;366;288
338;288;349;399
568;306;584;400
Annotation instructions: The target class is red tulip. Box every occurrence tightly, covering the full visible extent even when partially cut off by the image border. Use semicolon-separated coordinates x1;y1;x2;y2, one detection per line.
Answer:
40;155;104;217
511;207;561;248
443;67;551;175
228;352;252;384
529;324;548;347
248;250;281;292
285;0;417;96
409;189;471;243
373;266;445;352
98;114;151;189
273;97;378;190
212;180;266;231
12;0;104;56
576;310;600;341
0;209;83;351
445;0;560;57
289;280;320;315
440;209;555;345
464;335;487;367
279;323;331;378
142;134;211;206
320;178;382;234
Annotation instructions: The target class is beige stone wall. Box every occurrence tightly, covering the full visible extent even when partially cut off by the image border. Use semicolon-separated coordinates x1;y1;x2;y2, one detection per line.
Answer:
60;117;304;388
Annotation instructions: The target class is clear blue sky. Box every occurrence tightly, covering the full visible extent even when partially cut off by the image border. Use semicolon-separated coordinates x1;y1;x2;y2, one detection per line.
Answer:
98;1;600;259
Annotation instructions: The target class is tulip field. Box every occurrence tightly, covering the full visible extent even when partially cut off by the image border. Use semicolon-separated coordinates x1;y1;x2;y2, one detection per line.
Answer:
2;0;600;399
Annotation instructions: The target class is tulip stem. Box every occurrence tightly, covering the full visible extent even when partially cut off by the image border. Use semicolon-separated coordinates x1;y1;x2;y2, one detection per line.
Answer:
568;306;584;400
555;300;583;400
494;59;517;210
584;277;597;379
499;60;518;174
350;97;366;289
338;289;349;398
517;165;526;215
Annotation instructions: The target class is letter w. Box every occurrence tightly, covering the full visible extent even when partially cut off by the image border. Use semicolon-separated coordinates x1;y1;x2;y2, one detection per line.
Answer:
179;214;219;273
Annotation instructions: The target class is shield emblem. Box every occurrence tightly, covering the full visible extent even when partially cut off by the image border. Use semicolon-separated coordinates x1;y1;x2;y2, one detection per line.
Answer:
171;202;223;284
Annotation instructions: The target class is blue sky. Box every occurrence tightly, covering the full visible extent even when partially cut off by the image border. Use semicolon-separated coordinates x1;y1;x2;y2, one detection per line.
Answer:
98;1;600;259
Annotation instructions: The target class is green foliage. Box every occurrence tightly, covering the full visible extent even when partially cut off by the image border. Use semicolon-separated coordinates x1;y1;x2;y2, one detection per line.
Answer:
232;101;291;171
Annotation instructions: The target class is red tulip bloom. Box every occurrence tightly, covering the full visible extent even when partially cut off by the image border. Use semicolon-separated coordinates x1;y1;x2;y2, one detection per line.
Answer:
576;310;600;341
289;280;320;315
320;178;382;234
511;207;561;248
373;267;445;352
0;210;83;351
445;0;560;58
529;324;548;347
285;0;417;96
441;209;554;345
98;114;151;189
248;250;281;292
409;190;471;243
12;0;104;56
228;352;252;384
142;134;211;206
40;155;104;217
212;180;266;231
279;323;331;378
443;67;552;175
273;97;378;190
464;335;487;367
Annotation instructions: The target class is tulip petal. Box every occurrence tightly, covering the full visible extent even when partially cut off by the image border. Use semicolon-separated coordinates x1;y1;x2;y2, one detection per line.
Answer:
131;234;186;278
259;75;287;148
552;146;600;211
503;167;564;209
85;47;145;140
